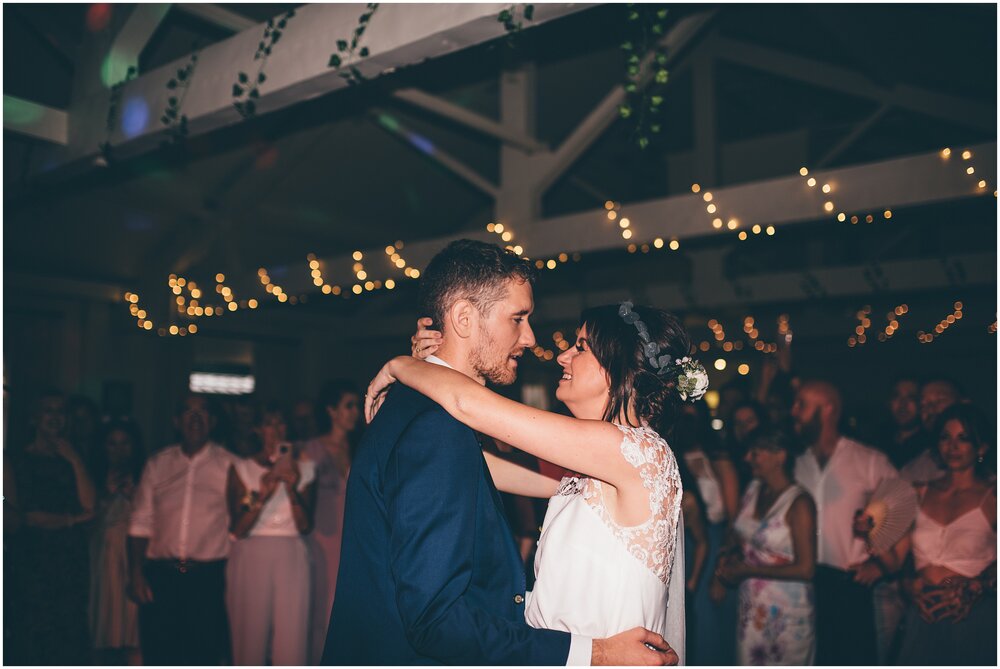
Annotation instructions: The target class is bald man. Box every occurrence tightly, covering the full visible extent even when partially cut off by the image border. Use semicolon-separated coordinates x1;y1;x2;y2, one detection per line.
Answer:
899;378;962;483
792;380;898;666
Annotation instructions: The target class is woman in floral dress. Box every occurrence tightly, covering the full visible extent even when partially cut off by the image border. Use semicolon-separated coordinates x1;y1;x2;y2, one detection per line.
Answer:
716;428;816;665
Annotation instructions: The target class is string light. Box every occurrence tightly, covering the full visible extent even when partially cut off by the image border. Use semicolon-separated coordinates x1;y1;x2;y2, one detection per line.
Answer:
917;301;963;343
877;302;908;342
848;304;872;347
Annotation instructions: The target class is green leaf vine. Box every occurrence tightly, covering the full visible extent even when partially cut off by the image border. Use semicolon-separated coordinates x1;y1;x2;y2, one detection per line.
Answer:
98;65;138;164
328;3;379;87
233;8;296;118
161;51;199;147
498;4;534;41
619;4;670;150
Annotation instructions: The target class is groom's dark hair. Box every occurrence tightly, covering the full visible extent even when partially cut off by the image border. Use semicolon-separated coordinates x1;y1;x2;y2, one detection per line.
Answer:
419;239;536;332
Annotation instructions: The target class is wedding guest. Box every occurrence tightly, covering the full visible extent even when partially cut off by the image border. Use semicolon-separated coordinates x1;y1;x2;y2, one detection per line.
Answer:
67;393;102;467
727;399;770;488
89;419;146;665
677;457;710;661
5;390;95;665
674;405;738;665
871;376;922;664
879;403;996;665
717;428;816;665
792;380;897;665
127;393;234;665
900;377;962;482
881;377;924;469
226;402;316;665
304;379;361;664
290;398;319;441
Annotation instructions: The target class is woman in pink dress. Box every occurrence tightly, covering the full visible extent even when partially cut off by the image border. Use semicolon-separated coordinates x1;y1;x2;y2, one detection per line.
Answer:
304;380;361;664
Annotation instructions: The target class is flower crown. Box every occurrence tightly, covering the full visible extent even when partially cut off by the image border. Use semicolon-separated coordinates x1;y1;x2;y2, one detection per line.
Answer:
618;301;709;402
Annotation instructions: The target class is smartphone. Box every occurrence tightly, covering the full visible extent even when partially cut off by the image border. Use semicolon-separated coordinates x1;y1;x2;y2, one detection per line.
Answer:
271;442;295;478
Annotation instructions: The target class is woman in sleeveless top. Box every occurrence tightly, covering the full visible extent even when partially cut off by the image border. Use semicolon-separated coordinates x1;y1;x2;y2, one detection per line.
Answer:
303;380;360;664
716;429;816;665
377;303;708;664
225;402;317;665
879;404;996;666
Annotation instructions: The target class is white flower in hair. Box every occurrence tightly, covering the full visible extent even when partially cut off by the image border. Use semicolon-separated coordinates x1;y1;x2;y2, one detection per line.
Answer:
674;357;709;402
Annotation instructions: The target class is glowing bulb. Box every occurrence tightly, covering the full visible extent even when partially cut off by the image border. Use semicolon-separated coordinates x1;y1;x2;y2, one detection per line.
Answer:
941;148;951;158
500;231;512;242
799;167;809;176
653;238;664;248
622;229;633;239
727;219;738;230
807;177;816;187
714;359;727;371
822;184;831;193
546;259;557;269
752;224;762;235
706;204;717;214
215;273;225;282
966;166;975;175
385;279;395;290
738;231;748;240
765;226;775;236
619;218;630;229
605;200;615;210
607;210;618;221
494;223;505;233
558;253;569;262
737;364;749;376
487;223;496;232
978;180;987;189
410;269;420;278
702;192;713;202
884;210;892;219
690;184;701;193
962;150;972;160
712;218;723;229
669;239;680;251
823;202;834;212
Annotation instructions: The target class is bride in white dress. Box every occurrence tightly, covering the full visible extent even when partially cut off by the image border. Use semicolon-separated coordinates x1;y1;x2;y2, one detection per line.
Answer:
368;302;709;664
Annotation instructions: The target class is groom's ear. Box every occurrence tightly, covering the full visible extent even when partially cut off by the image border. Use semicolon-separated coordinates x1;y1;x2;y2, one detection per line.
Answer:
447;299;476;339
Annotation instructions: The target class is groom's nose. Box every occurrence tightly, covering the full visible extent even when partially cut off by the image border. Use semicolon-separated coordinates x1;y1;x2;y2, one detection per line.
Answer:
519;322;536;349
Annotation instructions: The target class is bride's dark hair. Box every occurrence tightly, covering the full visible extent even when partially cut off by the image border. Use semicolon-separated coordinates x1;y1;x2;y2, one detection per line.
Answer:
579;304;692;436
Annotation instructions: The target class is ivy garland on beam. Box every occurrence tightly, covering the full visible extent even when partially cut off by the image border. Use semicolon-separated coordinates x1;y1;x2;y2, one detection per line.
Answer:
98;65;138;165
161;51;199;147
619;4;671;150
233;8;297;119
328;3;380;87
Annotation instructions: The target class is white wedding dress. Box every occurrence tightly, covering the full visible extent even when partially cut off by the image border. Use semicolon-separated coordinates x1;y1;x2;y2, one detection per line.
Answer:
524;424;687;664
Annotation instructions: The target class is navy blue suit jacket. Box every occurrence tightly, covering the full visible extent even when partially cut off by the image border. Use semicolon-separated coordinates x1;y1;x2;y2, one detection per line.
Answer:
322;385;571;665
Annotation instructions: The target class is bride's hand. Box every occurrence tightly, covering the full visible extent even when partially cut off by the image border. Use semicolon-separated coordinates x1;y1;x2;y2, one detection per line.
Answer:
411;317;442;360
365;359;401;424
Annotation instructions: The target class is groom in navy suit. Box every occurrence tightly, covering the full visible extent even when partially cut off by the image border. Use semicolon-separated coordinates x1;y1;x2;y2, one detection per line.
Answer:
323;240;676;666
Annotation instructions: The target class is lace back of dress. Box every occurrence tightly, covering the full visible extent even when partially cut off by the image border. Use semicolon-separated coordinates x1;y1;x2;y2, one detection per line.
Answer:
564;424;683;585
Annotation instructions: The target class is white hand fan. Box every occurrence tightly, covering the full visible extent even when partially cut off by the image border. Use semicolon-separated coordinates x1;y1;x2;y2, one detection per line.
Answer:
862;478;919;554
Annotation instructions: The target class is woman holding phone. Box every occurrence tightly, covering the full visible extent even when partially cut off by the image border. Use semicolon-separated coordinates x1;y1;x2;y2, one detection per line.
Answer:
225;402;317;665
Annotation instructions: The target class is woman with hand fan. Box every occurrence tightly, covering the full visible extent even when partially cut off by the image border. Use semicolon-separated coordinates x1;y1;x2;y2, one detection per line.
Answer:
872;403;996;666
714;428;816;665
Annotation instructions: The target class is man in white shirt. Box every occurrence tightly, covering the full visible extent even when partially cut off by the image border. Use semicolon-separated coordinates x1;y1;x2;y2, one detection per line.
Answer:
792;380;898;666
127;393;235;665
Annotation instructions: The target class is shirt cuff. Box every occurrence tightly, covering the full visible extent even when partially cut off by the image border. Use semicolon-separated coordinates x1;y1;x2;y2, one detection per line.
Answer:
566;634;593;666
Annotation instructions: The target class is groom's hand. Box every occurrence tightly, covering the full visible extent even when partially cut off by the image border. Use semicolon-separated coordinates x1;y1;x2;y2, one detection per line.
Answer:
592;627;678;666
